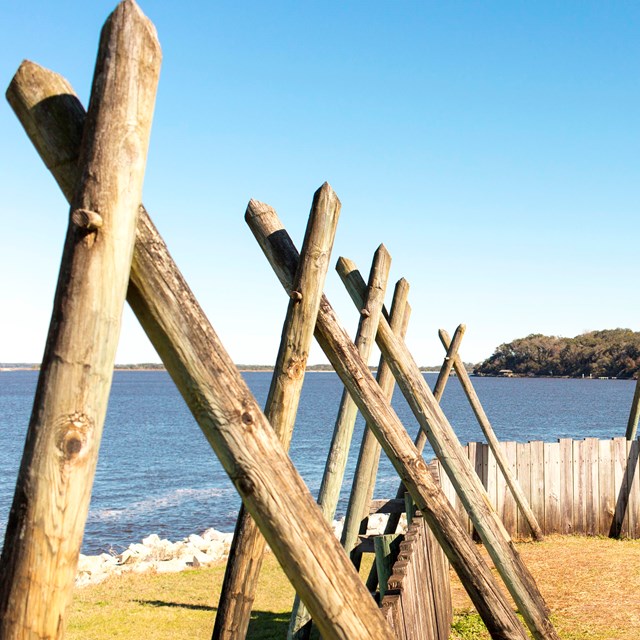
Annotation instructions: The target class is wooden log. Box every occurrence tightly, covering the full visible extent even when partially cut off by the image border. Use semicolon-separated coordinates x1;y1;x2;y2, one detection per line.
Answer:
625;377;640;440
374;534;403;599
339;264;555;639
341;278;410;568
212;185;341;640
0;4;160;638
245;207;531;640
7;64;393;640
288;244;390;639
375;324;466;544
439;329;545;542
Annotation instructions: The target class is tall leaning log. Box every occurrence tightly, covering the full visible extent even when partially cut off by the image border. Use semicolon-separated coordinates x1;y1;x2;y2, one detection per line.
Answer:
246;206;531;639
439;328;544;541
213;186;341;640
338;260;557;640
6;65;393;639
0;3;160;638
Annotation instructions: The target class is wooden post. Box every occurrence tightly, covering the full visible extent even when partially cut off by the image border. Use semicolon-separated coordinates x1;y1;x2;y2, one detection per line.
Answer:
245;206;531;639
0;3;160;638
340;278;410;565
212;185;341;640
314;256;557;640
374;534;403;599
625;376;640;440
6;65;393;640
288;244;391;639
439;328;545;541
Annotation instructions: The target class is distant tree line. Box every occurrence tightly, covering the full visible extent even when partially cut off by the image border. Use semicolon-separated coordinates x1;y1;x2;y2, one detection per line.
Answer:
474;329;640;379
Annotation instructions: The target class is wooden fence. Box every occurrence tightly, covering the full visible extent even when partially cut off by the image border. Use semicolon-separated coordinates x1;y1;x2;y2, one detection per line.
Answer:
432;437;640;539
379;512;452;640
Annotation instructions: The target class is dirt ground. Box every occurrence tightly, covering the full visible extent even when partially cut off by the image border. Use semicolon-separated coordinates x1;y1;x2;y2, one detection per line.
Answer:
450;535;640;640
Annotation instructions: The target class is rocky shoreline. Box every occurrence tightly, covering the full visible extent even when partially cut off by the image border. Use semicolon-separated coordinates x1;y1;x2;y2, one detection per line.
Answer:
76;513;406;587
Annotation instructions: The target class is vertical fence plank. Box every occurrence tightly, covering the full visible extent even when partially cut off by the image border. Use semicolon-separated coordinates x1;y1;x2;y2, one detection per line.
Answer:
544;442;561;535
573;439;586;534
584;438;600;535
530;441;545;534
598;439;614;536
486;444;498;513
500;441;518;537
516;442;532;538
559;438;574;534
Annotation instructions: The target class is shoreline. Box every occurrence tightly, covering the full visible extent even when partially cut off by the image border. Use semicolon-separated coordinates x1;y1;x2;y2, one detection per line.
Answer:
75;513;404;587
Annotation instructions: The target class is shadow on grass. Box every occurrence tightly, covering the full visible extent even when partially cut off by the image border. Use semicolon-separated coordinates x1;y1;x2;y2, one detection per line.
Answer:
136;600;305;639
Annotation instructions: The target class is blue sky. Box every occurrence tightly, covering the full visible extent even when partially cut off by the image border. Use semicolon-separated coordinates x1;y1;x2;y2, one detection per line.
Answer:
1;1;638;366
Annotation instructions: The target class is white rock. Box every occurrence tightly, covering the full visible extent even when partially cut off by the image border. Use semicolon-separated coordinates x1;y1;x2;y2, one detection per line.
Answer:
155;558;188;573
142;533;161;547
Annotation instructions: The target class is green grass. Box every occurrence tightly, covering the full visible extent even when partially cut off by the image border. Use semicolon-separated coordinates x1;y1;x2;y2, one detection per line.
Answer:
67;537;640;639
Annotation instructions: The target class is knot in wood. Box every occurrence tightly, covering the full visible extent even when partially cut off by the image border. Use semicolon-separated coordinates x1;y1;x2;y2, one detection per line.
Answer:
72;208;103;231
57;412;92;465
286;357;305;380
290;290;303;302
360;308;370;317
241;411;254;426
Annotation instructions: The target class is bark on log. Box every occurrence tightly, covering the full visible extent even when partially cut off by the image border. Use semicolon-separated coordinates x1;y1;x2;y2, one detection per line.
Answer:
245;208;531;639
0;3;160;638
212;185;341;640
439;328;545;541
288;244;391;639
6;65;393;639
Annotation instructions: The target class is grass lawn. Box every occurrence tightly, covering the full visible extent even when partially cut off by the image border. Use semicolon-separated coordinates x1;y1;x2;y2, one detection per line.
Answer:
67;535;640;639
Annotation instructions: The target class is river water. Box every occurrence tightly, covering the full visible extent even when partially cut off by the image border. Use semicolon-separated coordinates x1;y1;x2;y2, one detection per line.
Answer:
0;369;634;553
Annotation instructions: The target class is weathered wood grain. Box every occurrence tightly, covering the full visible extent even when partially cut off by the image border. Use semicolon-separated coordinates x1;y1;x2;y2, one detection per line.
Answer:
559;438;574;535
0;4;160;638
212;185;340;640
7;62;394;640
544;442;561;534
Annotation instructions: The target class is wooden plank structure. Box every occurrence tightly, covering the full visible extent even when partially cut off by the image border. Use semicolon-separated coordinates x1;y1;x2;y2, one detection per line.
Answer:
380;512;452;640
432;436;640;538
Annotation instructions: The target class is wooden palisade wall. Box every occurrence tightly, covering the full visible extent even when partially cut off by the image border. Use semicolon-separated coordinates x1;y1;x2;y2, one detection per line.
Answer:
432;436;640;539
379;512;452;640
